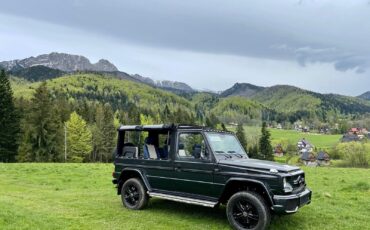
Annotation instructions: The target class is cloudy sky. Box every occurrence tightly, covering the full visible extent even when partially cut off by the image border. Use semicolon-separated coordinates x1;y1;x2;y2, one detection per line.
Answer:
1;0;370;95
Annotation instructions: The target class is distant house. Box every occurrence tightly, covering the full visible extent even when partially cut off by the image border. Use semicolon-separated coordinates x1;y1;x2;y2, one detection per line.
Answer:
347;127;368;136
274;144;284;157
276;123;282;129
297;138;313;153
317;151;330;166
348;128;359;135
341;134;360;142
301;152;316;166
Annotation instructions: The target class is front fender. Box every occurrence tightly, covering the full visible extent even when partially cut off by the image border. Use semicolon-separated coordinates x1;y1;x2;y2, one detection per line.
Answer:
221;177;274;205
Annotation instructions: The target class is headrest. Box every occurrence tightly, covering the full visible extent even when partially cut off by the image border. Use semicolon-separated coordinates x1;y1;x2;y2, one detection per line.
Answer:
193;144;202;150
145;136;154;145
178;143;184;149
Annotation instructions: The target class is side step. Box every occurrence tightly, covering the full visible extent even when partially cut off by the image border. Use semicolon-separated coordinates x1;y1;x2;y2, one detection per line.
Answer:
148;192;218;208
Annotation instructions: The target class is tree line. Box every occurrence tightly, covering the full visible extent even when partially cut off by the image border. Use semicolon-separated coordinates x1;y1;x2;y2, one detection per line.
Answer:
0;71;225;162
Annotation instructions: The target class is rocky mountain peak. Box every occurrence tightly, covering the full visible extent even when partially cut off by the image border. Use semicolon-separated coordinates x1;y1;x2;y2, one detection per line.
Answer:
0;52;118;72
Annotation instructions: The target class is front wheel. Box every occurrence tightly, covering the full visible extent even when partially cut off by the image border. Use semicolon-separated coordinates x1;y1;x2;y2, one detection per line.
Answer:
121;178;149;210
226;191;270;230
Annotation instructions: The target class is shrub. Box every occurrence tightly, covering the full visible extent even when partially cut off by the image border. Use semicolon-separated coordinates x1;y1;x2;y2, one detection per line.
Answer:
335;142;370;168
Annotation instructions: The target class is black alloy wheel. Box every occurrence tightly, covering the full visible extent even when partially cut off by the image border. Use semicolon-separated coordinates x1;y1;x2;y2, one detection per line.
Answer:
121;178;149;210
226;191;270;230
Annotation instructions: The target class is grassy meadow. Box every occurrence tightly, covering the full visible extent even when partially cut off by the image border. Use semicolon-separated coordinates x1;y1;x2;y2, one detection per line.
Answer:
0;163;369;230
228;126;342;149
269;128;342;149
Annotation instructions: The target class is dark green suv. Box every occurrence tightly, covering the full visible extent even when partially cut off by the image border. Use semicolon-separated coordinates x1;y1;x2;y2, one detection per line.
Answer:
112;124;311;230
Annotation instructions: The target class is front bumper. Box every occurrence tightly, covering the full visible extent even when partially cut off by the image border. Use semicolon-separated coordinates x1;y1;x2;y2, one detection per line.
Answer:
272;188;312;214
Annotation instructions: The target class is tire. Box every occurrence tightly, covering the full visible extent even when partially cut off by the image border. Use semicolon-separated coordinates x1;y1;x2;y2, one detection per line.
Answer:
226;191;271;230
121;178;149;210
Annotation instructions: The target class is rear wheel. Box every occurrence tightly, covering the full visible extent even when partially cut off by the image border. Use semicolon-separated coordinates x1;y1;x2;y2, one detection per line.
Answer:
121;178;149;210
226;191;270;230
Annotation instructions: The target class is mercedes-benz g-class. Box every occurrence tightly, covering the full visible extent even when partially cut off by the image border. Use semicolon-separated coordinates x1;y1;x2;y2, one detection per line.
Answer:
112;124;311;230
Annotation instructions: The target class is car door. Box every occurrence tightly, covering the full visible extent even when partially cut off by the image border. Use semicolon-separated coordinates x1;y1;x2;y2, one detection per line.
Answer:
171;131;218;198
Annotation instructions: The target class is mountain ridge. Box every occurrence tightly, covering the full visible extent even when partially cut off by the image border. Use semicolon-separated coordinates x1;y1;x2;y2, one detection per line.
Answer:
358;91;370;100
0;52;118;72
1;52;195;93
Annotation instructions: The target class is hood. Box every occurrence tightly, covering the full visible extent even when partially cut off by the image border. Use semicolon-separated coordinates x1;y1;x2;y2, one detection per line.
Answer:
218;158;300;173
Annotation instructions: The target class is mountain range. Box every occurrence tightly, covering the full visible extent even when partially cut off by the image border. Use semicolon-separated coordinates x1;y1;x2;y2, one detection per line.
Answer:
2;52;370;124
0;52;194;93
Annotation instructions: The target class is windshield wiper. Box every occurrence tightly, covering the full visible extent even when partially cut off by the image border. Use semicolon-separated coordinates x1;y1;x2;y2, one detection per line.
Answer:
227;151;244;158
215;151;232;159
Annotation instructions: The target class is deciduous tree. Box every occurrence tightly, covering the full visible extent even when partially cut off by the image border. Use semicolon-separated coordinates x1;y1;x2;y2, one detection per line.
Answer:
66;112;92;162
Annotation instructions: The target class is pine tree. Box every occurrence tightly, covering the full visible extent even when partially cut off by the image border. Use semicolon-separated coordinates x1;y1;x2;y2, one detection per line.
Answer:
93;103;116;162
66;112;92;162
248;145;260;159
18;82;62;162
236;123;247;151
259;122;274;161
0;70;20;162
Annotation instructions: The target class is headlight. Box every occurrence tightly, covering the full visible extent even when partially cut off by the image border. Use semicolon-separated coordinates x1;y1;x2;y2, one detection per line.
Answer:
283;178;293;193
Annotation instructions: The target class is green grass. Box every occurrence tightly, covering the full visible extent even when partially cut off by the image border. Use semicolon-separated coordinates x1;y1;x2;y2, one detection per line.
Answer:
0;164;369;230
269;128;342;150
227;126;342;150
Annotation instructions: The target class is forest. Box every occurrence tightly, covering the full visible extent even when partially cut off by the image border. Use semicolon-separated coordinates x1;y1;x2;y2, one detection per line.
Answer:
1;70;370;163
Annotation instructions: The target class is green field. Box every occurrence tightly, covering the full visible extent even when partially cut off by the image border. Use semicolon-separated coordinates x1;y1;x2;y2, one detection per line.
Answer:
269;129;342;150
1;164;369;230
227;126;342;150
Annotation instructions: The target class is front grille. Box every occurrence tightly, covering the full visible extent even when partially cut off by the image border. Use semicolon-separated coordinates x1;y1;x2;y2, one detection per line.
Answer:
286;173;306;192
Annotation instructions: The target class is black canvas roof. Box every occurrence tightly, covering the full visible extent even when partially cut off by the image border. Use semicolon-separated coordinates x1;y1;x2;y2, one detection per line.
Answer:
118;124;174;131
117;124;232;134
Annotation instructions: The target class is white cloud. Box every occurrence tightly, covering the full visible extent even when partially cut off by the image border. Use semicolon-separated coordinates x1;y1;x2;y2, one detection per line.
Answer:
1;0;370;97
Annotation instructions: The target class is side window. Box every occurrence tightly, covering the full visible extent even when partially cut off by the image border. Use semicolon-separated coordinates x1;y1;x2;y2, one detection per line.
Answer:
177;132;209;160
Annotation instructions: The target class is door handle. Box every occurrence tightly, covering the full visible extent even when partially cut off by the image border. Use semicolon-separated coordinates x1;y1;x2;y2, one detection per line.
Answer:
214;168;220;172
175;167;182;172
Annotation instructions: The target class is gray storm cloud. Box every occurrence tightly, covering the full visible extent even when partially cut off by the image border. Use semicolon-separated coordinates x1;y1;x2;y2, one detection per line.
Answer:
1;0;370;73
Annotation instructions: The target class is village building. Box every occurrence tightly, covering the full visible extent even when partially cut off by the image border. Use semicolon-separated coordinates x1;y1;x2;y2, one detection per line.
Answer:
300;152;316;166
316;151;330;166
274;144;284;157
297;138;314;154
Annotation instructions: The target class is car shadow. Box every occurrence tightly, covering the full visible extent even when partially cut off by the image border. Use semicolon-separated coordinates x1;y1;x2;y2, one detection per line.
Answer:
147;198;300;230
148;198;229;226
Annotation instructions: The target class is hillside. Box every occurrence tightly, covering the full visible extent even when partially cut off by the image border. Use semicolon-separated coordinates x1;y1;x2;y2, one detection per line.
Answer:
210;96;270;124
251;85;321;113
8;65;66;82
222;84;370;120
10;72;370;125
220;83;264;98
358;91;370;100
11;73;193;114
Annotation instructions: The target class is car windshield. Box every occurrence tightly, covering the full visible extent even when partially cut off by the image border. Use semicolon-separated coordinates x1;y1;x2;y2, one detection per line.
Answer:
205;132;248;158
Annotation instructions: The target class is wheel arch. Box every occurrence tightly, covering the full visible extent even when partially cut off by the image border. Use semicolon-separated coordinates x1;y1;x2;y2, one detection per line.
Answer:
117;168;150;195
219;178;274;206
